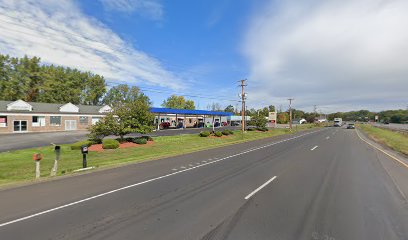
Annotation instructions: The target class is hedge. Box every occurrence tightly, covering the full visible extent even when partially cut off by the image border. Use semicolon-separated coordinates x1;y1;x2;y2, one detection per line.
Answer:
222;130;230;135
70;140;93;150
257;127;269;132
214;131;223;137
102;139;120;149
141;136;154;141
133;138;147;144
199;131;211;137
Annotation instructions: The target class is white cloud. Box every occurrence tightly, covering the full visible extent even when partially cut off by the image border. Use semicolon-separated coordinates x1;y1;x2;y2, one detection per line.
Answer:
99;0;163;20
0;0;182;89
244;0;408;112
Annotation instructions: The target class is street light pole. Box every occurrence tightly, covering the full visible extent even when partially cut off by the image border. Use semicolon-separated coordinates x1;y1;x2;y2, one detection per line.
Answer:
288;98;294;131
239;79;247;133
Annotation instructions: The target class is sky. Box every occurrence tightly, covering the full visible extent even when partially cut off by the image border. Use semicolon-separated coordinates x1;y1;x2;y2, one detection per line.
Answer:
0;0;407;113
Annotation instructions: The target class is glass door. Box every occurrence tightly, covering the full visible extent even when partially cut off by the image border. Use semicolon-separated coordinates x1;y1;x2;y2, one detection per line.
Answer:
13;120;28;132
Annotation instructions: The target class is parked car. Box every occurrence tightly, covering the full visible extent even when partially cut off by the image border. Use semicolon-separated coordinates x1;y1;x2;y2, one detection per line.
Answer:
160;122;170;129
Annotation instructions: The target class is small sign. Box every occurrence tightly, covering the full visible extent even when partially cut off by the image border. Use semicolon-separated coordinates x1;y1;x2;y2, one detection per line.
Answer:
268;112;277;121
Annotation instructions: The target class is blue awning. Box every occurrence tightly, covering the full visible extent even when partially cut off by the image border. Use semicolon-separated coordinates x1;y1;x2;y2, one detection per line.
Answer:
150;107;233;116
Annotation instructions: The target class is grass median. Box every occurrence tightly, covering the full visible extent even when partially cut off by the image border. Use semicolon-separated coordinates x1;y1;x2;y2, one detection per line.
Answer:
358;124;408;155
0;124;317;187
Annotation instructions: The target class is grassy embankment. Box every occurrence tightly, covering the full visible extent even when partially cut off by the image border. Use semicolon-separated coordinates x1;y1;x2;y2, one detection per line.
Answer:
358;124;408;156
0;124;317;186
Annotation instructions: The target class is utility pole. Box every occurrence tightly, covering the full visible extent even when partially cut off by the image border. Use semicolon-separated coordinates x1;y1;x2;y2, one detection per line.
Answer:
238;79;247;133
288;98;294;131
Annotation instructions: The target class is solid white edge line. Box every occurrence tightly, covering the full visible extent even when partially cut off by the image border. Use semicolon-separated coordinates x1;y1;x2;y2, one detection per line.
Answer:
355;128;408;169
0;128;325;228
244;176;277;200
310;146;318;151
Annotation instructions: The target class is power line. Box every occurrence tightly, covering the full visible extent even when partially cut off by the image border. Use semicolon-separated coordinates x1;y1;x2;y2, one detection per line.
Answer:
105;80;240;103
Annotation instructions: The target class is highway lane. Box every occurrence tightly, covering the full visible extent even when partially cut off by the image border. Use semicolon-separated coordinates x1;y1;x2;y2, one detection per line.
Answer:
1;127;408;239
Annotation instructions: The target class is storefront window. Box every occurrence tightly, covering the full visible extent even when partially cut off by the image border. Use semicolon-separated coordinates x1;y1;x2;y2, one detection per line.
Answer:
0;116;7;127
50;116;61;126
79;116;88;125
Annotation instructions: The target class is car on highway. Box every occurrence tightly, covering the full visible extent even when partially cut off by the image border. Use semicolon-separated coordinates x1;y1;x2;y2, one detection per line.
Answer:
347;123;355;129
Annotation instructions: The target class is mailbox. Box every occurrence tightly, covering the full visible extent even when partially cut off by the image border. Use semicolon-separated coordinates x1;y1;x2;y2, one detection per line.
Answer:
81;145;88;154
32;153;43;161
54;145;61;152
54;145;61;161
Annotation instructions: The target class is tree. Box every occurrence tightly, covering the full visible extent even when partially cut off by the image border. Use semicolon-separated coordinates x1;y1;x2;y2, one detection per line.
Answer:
250;114;268;128
0;54;106;104
89;91;154;141
224;105;234;113
259;107;269;117
268;105;275;112
207;102;222;111
277;112;289;124
87;114;116;143
161;95;195;109
103;84;147;107
246;108;257;117
185;100;195;110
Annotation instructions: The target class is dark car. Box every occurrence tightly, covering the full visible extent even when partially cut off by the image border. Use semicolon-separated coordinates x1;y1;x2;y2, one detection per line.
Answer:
347;123;355;129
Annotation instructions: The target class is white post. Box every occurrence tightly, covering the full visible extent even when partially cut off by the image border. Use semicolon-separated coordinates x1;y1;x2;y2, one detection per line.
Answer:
51;160;58;176
35;161;40;179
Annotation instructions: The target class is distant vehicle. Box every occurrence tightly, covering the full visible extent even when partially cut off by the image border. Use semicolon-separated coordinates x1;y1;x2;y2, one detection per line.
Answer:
231;122;240;126
160;122;170;129
347;123;355;129
384;121;390;124
334;118;342;127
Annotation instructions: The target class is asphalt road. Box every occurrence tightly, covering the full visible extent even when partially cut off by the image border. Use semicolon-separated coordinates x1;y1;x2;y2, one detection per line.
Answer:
1;127;408;239
0;126;239;152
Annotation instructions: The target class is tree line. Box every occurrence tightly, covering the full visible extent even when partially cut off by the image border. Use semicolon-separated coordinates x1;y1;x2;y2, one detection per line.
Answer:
0;54;106;105
327;109;408;123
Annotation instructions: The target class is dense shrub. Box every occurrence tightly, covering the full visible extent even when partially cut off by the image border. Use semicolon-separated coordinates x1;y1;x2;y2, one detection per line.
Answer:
102;139;120;149
141;136;154;141
214;131;223;137
247;128;255;131
133;138;147;144
125;137;134;142
71;140;93;150
199;131;211;137
222;130;230;135
257;127;269;132
115;138;128;143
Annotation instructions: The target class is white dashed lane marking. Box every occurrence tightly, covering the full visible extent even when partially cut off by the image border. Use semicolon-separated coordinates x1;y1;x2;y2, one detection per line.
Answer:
310;146;319;151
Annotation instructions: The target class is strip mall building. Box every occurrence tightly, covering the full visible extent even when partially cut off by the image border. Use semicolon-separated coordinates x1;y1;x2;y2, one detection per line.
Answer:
0;100;232;134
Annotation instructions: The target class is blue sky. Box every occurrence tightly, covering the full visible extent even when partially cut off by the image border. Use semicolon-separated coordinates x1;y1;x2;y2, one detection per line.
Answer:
0;0;407;112
78;0;256;109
